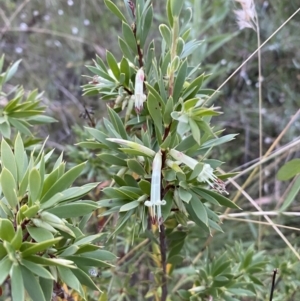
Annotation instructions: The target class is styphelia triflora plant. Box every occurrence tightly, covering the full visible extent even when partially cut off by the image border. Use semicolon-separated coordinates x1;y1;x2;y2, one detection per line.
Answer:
79;0;268;300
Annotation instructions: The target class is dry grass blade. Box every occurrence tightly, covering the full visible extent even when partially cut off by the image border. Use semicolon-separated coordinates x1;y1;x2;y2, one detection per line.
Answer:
205;7;300;105
228;177;300;260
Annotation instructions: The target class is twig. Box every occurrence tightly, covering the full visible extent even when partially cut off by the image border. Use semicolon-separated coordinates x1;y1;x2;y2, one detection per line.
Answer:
269;269;278;301
117;239;150;265
220;216;300;232
0;0;31;38
0;27;104;51
159;224;168;301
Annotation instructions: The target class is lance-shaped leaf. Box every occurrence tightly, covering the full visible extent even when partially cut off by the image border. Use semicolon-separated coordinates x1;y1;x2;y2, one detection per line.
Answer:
1;138;18;182
0;256;12;285
21;266;46;301
1;168;18;208
104;0;127;22
11;264;24;301
40;161;86;203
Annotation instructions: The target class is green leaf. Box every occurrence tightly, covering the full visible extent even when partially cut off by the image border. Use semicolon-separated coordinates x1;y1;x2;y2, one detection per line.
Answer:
181;40;202;59
41;183;98;210
14;133;26;182
11;226;22;250
179;187;192;203
39;278;53;301
0;243;7;260
190;194;208;225
57;266;84;297
200;134;237;149
11;264;25;301
60;245;80;256
86;65;115;82
40;162;86;203
74;233;103;246
166;0;173;26
21;265;46;301
124;174;139;187
192;188;220;206
4;59;22;83
176;135;197;152
65;255;113;268
28;115;57;124
112;209;134;236
46;202;98;218
122;22;137;54
8;118;32;136
182;73;205;100
171;0;184;17
147;92;163;135
138;179;151;195
29;168;41;203
1;168;18;208
159;24;172;48
72;268;101;292
21;237;62;257
0;218;15;242
120;57;131;87
189;118;201;145
104;0;127;22
120;200;140;212
23;204;40;219
127;159;146;176
98;153;127;166
118;37;135;62
199;188;240;209
1;138;18;182
145;83;166;108
85;127;118;149
25;255;75;268
185;199;209;232
163;96;174;125
40;168;59;199
0;256;12;285
106;51;120;79
8;110;43;118
140;4;153;47
277;159;300;181
173;59;187;102
107;106;128;139
0;54;3;73
21;259;54;279
279;175;300;212
79;249;116;261
0;121;11;138
27;226;54;242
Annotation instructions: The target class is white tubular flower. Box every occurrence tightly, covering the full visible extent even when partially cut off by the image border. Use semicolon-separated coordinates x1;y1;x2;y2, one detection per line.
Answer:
197;164;228;195
106;138;155;157
144;151;166;231
134;68;146;113
169;149;197;169
169;149;228;194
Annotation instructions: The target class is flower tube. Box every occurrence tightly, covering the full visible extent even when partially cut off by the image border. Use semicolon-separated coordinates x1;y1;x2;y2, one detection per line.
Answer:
169;149;228;194
106;138;155;157
134;68;146;113
144;151;166;231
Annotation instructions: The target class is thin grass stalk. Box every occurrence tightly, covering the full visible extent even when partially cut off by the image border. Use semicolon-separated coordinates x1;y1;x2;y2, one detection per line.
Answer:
204;7;300;106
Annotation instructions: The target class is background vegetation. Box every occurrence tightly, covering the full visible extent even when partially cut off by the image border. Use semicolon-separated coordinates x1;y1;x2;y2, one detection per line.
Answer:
1;0;300;300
